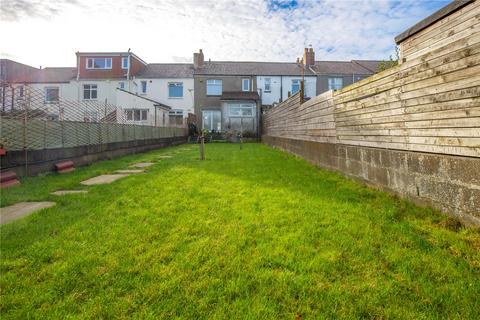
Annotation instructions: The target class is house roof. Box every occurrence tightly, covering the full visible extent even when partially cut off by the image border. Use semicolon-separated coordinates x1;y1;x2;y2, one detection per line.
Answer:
137;63;194;78
28;67;77;83
220;91;260;101
311;60;377;75
395;0;473;44
0;59;76;83
194;61;316;76
352;60;381;73
116;88;172;110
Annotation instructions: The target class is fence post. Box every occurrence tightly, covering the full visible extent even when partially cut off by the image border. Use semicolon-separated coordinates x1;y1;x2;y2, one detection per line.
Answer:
22;88;28;175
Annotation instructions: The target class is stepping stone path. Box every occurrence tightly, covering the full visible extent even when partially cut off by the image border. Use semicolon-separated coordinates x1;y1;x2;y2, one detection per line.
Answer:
115;169;144;174
158;155;173;159
81;174;129;186
131;162;155;168
1;201;56;225
51;190;88;196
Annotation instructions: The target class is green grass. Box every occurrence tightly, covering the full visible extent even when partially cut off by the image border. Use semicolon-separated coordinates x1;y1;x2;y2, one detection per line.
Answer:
1;143;479;319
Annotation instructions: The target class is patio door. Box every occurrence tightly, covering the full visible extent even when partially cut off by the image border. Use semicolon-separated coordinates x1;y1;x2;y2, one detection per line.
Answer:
202;110;221;132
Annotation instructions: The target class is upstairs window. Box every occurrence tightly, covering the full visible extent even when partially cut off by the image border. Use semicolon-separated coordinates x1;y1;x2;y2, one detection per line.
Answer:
140;81;147;94
122;57;129;69
242;78;250;92
86;58;112;70
206;79;222;95
328;77;343;90
291;79;301;94
168;82;183;98
45;87;59;103
264;78;271;92
83;84;98;100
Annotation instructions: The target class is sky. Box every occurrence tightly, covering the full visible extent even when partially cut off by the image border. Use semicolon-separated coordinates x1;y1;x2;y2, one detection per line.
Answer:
0;0;450;68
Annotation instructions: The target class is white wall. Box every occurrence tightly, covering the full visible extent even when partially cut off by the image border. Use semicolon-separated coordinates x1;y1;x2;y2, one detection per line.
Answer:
132;78;194;117
256;76;317;105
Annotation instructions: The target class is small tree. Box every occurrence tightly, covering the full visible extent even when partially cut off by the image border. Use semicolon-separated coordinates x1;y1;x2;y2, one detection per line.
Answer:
378;46;400;72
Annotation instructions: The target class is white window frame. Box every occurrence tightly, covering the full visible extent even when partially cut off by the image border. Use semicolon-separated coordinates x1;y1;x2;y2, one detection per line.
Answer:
264;78;271;92
140;81;147;94
328;77;343;91
44;87;59;103
242;78;250;92
206;79;222;96
86;58;112;70
83;84;98;100
228;103;254;117
168;82;183;98
125;109;148;121
121;57;129;70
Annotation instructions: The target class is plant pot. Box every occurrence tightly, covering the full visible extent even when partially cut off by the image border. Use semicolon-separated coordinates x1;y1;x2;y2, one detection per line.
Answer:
0;148;6;156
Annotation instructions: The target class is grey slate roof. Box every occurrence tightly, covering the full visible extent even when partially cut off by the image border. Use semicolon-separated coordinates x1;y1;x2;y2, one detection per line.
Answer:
194;61;316;76
138;63;194;78
352;60;381;73
311;61;377;75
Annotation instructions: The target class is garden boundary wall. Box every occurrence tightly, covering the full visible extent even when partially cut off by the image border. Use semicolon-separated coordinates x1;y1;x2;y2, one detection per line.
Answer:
262;0;480;225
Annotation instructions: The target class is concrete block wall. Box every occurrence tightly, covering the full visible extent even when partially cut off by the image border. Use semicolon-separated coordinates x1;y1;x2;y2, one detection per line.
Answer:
263;136;480;226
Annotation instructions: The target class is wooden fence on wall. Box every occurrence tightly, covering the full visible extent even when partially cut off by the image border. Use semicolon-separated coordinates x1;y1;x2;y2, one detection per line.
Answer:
263;0;480;158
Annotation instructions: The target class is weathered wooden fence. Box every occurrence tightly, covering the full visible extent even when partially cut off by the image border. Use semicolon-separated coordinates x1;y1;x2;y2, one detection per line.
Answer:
263;0;480;225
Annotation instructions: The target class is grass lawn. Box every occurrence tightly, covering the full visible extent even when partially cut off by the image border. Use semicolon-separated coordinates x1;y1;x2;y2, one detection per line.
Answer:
1;143;479;319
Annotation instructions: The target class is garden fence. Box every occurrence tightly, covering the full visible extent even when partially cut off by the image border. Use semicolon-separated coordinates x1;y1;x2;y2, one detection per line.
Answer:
0;82;187;152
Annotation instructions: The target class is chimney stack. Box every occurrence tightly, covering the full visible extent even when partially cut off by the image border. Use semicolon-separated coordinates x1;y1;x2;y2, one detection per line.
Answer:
303;47;315;67
193;49;204;68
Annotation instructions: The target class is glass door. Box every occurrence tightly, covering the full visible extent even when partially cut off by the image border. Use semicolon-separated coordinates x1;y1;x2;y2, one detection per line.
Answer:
202;110;221;132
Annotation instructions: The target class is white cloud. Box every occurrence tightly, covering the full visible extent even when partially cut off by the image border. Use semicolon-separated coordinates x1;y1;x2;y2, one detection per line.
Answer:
0;0;449;67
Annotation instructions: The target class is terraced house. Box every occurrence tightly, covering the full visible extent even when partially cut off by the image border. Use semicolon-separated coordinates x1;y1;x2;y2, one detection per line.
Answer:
1;48;380;135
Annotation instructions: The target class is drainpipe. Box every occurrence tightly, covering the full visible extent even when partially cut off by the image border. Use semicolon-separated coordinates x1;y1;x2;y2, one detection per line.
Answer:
127;49;131;90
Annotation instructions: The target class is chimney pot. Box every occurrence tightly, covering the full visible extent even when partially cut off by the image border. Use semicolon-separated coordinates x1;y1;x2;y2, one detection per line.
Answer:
303;47;315;67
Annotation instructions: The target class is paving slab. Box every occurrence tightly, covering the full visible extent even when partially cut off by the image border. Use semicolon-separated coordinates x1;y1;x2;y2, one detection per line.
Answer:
51;190;88;196
81;174;129;186
115;169;144;174
1;202;56;225
130;162;155;168
158;155;173;159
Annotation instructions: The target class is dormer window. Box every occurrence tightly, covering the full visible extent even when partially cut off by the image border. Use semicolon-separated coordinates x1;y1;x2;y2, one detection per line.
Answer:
86;58;112;70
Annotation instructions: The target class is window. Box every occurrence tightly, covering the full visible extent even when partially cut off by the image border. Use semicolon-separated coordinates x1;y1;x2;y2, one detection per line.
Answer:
169;109;184;125
168;82;183;98
228;104;254;117
44;87;59;103
86;58;112;69
118;82;125;89
203;110;221;131
328;77;343;90
242;78;250;92
83;84;98;100
125;109;148;121
140;81;147;94
206;79;222;95
264;78;271;92
122;57;129;69
291;79;301;94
